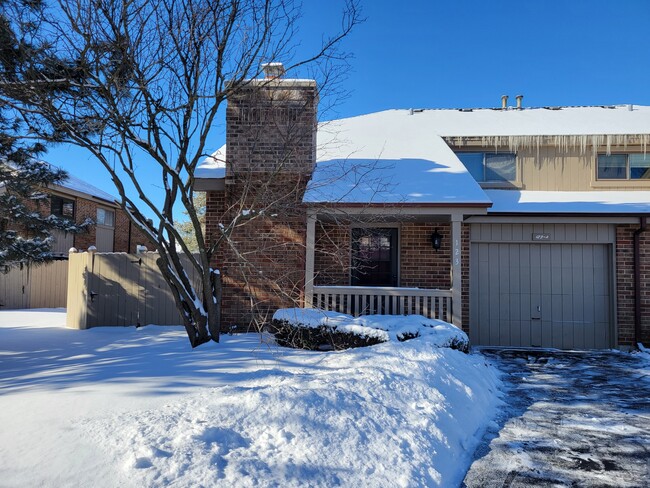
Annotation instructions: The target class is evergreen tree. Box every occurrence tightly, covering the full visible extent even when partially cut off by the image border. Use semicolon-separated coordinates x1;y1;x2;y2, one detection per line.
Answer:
0;0;90;270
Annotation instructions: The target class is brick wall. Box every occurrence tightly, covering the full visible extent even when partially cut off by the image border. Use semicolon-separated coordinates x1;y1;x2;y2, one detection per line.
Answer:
314;221;350;286
400;223;451;288
207;78;318;330
461;223;470;334
207;182;308;329
616;224;650;346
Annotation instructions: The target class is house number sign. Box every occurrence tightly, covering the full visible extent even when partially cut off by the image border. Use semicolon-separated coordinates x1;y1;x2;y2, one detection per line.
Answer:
532;233;552;241
454;238;461;266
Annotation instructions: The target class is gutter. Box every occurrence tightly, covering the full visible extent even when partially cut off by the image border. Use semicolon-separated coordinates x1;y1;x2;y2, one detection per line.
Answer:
633;216;647;348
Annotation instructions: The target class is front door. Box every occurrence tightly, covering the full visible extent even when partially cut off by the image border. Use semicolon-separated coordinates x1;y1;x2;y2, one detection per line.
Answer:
351;228;398;286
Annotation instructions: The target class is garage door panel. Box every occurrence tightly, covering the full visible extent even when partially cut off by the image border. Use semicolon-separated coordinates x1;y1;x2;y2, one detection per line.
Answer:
500;319;511;346
540;320;553;348
584;324;596;349
509;318;522;345
509;293;521;321
595;321;610;348
471;238;613;349
520;319;531;346
519;257;531;294
489;319;500;345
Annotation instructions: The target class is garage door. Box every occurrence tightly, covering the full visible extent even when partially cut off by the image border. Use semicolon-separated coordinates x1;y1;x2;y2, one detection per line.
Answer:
471;242;612;349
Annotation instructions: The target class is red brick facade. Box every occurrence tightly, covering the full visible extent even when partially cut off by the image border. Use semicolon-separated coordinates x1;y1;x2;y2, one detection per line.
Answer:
314;222;350;286
47;192;150;253
400;223;451;289
206;80;317;330
615;224;650;346
461;224;471;333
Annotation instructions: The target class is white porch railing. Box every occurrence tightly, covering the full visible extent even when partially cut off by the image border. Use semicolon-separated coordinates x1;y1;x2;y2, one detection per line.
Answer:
311;286;452;322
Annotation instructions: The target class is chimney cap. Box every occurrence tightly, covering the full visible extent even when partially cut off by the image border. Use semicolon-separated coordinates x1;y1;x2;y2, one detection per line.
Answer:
501;95;508;109
261;62;286;79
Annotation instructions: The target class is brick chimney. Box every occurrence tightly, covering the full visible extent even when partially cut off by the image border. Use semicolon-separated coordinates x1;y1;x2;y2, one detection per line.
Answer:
225;64;318;185
211;64;318;329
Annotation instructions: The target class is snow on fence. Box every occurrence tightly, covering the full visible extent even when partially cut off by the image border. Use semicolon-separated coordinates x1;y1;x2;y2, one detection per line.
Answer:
0;260;69;310
66;252;204;329
311;285;453;322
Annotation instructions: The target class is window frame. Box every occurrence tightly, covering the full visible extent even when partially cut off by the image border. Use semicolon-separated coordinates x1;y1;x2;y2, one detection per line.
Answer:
596;153;650;181
455;151;519;187
96;207;115;227
50;195;75;219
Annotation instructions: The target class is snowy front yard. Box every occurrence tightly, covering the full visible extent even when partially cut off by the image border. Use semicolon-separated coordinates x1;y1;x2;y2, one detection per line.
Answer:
0;309;501;488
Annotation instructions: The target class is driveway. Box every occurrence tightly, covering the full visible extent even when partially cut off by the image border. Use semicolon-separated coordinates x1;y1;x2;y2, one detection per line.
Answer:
463;349;650;487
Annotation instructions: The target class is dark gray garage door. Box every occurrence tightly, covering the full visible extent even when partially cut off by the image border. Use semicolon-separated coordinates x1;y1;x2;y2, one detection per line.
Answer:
470;243;612;349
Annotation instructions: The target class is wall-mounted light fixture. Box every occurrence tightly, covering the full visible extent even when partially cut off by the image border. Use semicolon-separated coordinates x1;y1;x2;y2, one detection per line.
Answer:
430;229;442;251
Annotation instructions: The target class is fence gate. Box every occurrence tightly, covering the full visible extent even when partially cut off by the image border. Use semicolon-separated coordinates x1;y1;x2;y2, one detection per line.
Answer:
66;252;203;329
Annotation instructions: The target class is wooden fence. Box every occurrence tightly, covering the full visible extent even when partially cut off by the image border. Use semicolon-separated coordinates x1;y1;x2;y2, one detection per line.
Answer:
0;260;69;310
66;252;203;329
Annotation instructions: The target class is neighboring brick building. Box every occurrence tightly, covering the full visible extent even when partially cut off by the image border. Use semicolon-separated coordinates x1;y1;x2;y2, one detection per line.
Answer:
45;172;149;254
196;66;650;349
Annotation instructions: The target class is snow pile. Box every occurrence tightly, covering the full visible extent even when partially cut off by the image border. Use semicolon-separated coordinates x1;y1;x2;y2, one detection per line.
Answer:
0;309;501;488
273;308;468;348
637;343;650;363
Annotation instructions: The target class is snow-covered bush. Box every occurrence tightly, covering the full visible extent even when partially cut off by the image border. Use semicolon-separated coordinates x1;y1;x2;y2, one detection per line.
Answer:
271;308;470;352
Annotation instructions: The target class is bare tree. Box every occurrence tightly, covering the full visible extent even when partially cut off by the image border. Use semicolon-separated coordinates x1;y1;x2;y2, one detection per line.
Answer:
2;0;360;347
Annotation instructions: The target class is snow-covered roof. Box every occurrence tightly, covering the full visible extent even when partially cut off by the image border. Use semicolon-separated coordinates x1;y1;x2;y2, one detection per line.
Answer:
55;173;116;203
364;104;650;137
486;190;650;214
194;104;650;210
305;126;489;204
195;147;226;179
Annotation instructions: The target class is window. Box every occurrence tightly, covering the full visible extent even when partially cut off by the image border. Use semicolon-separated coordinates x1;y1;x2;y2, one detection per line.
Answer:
96;208;115;227
351;228;398;286
50;196;75;218
597;153;650;180
456;152;517;182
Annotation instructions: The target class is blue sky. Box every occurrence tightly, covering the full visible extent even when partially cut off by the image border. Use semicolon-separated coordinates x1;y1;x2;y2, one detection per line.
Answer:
46;0;650;217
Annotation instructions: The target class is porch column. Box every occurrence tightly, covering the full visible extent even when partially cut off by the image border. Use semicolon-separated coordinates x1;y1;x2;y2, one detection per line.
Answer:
451;212;463;328
304;210;316;308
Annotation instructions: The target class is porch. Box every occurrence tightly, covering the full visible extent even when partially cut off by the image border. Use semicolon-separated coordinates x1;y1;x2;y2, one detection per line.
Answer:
303;207;483;330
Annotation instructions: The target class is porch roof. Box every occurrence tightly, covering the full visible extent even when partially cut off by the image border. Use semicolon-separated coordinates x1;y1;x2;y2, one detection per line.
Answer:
304;116;491;206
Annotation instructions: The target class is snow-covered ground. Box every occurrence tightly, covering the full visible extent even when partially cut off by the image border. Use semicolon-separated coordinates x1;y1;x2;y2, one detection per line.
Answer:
0;309;501;488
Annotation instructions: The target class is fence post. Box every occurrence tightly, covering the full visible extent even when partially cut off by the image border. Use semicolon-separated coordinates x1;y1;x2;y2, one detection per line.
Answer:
66;252;91;329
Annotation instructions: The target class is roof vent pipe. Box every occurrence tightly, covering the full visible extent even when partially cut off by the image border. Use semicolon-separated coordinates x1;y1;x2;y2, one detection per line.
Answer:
261;62;286;79
516;95;523;109
501;95;508;110
628;104;634;111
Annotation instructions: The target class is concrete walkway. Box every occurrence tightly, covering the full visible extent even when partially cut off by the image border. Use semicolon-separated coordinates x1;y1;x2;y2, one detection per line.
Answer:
463;349;650;488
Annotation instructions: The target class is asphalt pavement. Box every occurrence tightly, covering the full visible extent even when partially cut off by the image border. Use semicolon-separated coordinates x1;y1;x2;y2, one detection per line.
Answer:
463;349;650;488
